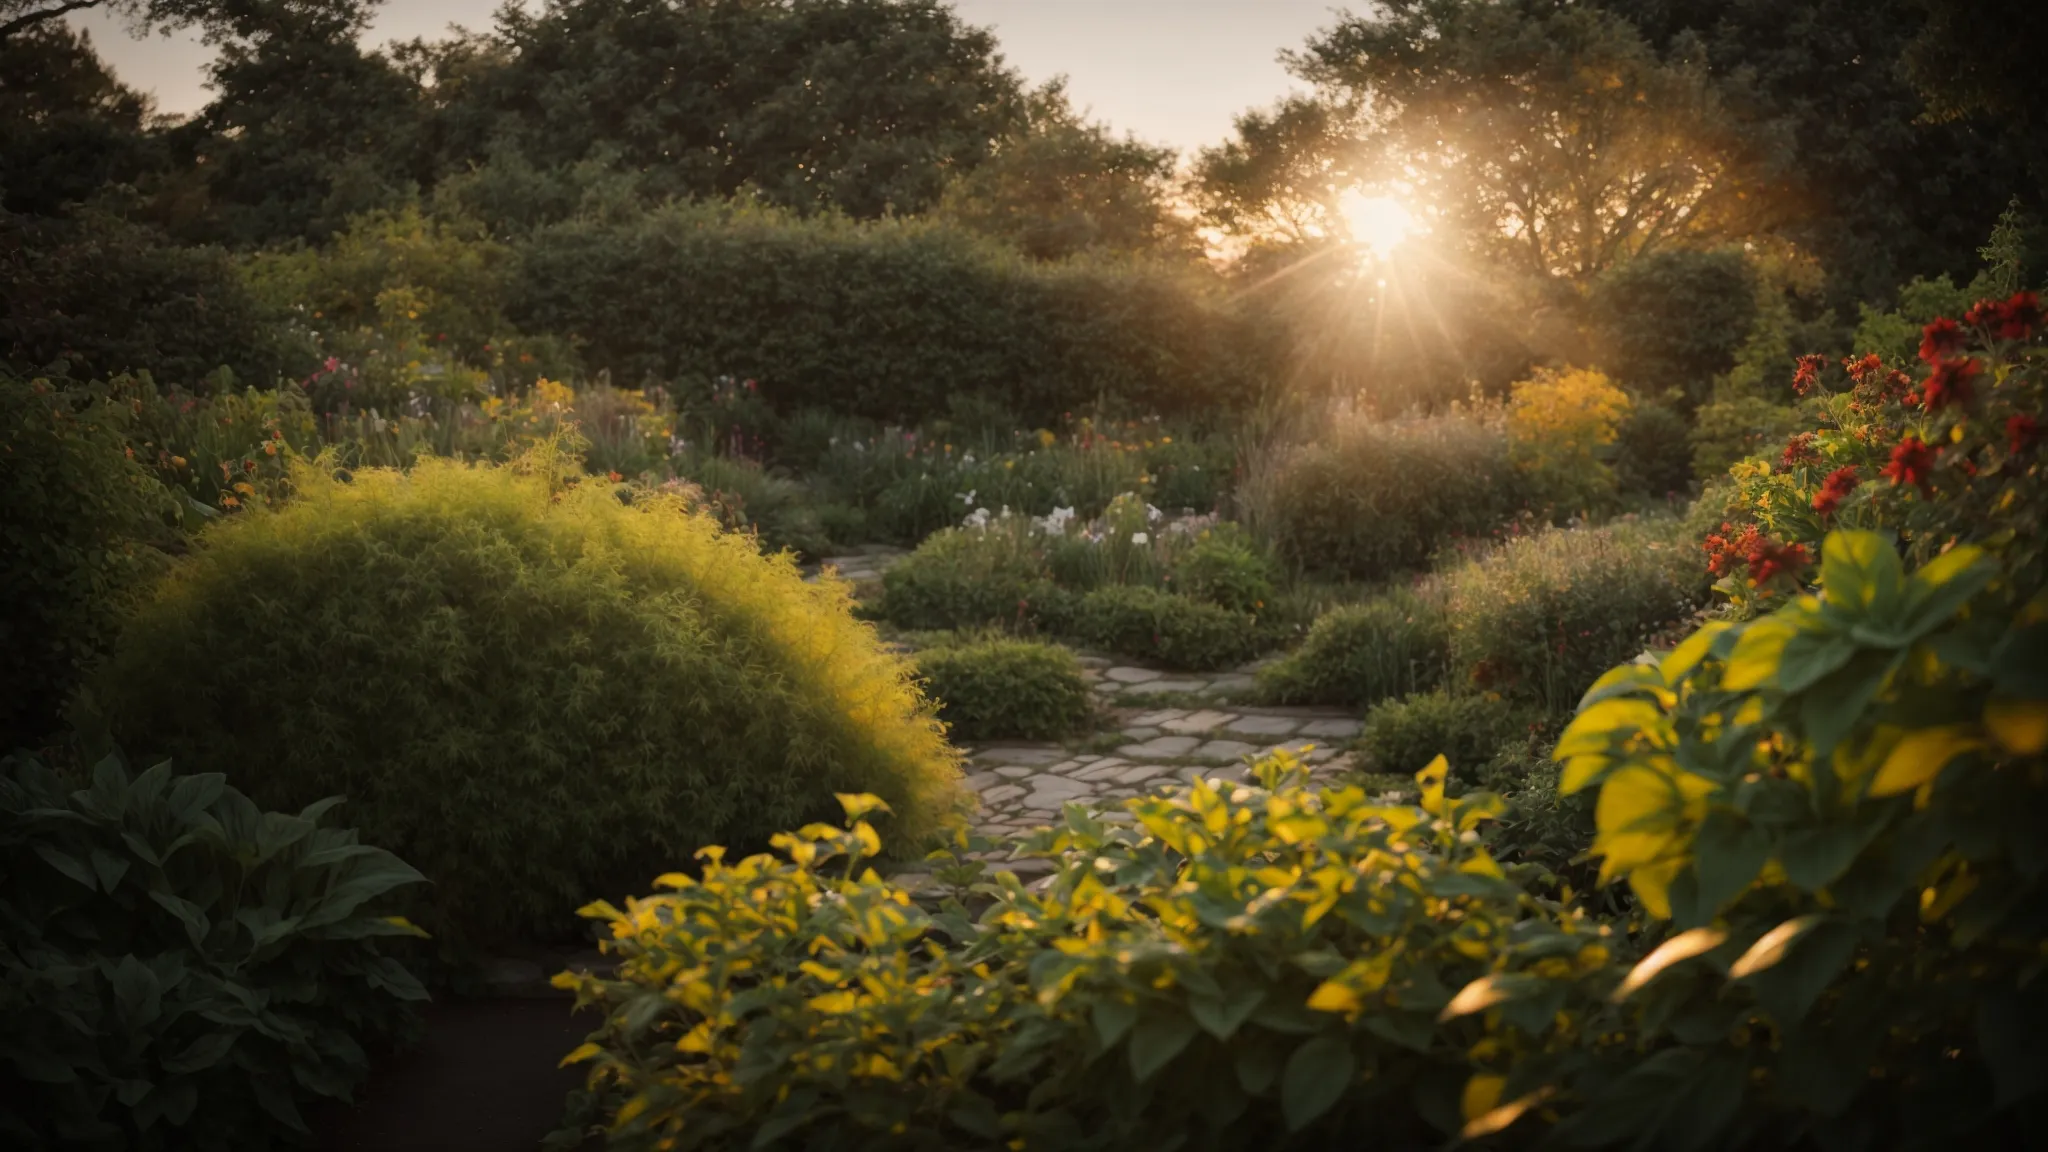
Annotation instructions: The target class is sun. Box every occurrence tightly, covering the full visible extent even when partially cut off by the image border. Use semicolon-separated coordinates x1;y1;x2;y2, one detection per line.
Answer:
1335;191;1417;258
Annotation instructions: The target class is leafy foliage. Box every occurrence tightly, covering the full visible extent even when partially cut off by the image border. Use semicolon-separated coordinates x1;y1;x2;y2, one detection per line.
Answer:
0;748;428;1151
1253;405;1531;581
1068;584;1261;673
1254;587;1449;708
916;637;1094;743
1611;395;1697;498
510;201;1267;425
1359;689;1540;784
1167;523;1276;614
1505;367;1633;513
0;374;176;749
1444;518;1708;718
552;763;1614;1151
95;453;964;945
1589;248;1758;400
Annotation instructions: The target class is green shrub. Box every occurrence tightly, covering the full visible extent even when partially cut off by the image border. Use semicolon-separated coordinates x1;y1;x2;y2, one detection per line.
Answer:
95;454;963;945
1;375;177;749
879;525;1058;632
1255;587;1449;707
1254;407;1530;581
0;749;427;1151
916;637;1093;743
1443;518;1708;717
1357;689;1537;783
510;201;1268;425
1069;584;1259;672
1588;248;1757;399
0;209;292;390
1169;523;1275;613
1611;395;1696;497
670;450;832;560
1688;390;1803;478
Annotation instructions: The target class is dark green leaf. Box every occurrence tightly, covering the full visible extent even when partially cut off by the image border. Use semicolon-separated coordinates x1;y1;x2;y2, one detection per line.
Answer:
1091;998;1137;1051
1127;1012;1199;1083
35;845;95;891
1280;1033;1355;1132
1234;1041;1281;1095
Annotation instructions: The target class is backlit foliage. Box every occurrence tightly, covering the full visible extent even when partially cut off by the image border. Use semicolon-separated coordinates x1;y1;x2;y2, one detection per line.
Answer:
1505;367;1633;512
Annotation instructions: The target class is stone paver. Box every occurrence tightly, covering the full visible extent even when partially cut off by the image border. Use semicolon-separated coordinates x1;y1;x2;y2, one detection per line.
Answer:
1194;739;1260;761
1142;679;1209;694
1224;715;1301;737
1161;709;1237;734
1106;666;1163;684
1118;734;1202;758
1300;718;1364;739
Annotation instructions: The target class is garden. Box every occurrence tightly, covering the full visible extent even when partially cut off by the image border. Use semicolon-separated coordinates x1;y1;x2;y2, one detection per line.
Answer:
3;0;2046;1149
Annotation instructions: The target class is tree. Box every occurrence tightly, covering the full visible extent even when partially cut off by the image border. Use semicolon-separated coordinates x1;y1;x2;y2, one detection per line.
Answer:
1284;0;1784;285
1190;95;1361;255
0;0;374;44
1595;0;2047;308
933;79;1197;262
0;23;159;215
420;0;1027;221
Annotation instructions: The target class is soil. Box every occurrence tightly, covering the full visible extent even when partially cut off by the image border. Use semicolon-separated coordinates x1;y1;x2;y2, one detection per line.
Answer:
315;998;600;1152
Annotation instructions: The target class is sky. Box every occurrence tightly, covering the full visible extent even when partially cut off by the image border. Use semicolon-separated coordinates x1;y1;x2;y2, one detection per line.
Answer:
70;0;1350;157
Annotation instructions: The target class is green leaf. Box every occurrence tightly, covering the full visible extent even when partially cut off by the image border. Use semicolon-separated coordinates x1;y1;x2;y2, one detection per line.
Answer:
1777;823;1877;893
1776;632;1858;694
1743;919;1858;1024
1127;1012;1199;1083
1899;545;1992;638
1187;985;1266;1041
1689;815;1769;918
35;845;95;890
1797;649;1902;759
149;891;212;948
1280;1034;1355;1131
1090;998;1137;1051
89;849;130;893
1360;1009;1437;1054
162;1031;238;1076
1234;1042;1281;1095
1820;530;1902;615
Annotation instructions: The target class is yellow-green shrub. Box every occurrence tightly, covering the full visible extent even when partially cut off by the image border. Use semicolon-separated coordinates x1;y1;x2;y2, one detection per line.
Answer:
1505;367;1631;513
1255;587;1450;707
552;762;1616;1151
95;453;963;945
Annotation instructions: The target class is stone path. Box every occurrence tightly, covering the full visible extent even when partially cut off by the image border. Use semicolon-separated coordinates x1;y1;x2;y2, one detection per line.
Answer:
807;546;908;584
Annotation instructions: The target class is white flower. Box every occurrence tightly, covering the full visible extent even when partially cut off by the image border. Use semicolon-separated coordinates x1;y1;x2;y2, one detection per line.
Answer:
1146;504;1163;523
957;489;976;504
1131;531;1150;545
963;452;976;465
963;507;992;529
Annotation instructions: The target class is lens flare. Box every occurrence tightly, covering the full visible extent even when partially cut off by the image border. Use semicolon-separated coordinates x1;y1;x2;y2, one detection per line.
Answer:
1336;192;1416;258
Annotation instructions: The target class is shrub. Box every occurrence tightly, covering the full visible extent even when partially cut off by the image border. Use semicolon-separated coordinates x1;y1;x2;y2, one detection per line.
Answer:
916;637;1093;743
669;451;832;560
1255;587;1449;707
1688;390;1802;479
1610;395;1696;498
1169;522;1275;613
95;454;963;945
552;764;1616;1152
1357;689;1538;783
1443;518;1708;717
1588;247;1757;399
1;374;177;749
511;202;1268;425
1069;584;1260;672
0;208;290;390
879;525;1058;633
1505;366;1632;513
1254;405;1529;581
0;749;428;1151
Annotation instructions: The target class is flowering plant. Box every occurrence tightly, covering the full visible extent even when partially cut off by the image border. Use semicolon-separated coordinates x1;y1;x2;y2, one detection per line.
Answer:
1703;291;2045;616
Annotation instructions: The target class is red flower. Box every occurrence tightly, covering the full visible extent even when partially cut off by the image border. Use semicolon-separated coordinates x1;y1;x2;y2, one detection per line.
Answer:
1704;522;1762;578
1792;354;1827;395
1811;466;1860;516
1965;291;2042;341
1919;317;1965;363
1921;357;1981;410
1780;432;1820;468
1747;538;1812;585
1882;436;1936;495
2010;414;2041;455
1842;353;1885;385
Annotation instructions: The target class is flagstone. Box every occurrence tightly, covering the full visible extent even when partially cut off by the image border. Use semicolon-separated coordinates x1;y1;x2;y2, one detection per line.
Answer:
1118;735;1202;758
1105;666;1163;684
1161;709;1237;734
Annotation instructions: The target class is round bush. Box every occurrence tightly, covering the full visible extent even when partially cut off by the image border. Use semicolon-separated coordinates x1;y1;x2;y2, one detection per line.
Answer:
1357;689;1537;782
95;456;963;944
1255;588;1449;707
878;527;1058;632
916;638;1092;743
1169;524;1275;613
1069;584;1259;672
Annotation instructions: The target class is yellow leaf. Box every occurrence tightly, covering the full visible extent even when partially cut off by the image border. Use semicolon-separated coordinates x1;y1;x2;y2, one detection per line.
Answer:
560;1042;604;1067
1307;980;1363;1016
851;820;882;858
1461;1073;1505;1123
1555;699;1668;760
807;990;859;1014
1985;697;2048;755
1722;616;1799;691
1728;914;1825;979
1439;974;1510;1021
835;792;891;821
1558;754;1610;796
1611;926;1727;1001
1416;755;1449;816
1593;762;1711;873
1459;847;1505;879
1624;857;1685;920
1868;725;1983;797
1659;621;1733;684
